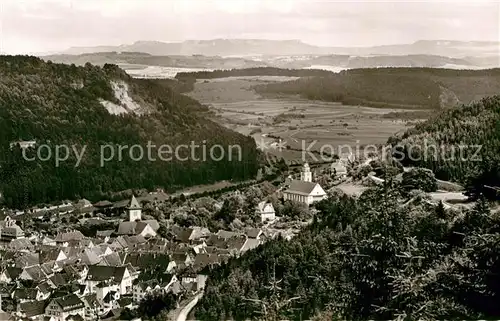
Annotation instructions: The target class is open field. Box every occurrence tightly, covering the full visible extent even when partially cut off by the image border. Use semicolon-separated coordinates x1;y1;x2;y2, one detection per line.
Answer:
122;64;213;78
187;76;414;164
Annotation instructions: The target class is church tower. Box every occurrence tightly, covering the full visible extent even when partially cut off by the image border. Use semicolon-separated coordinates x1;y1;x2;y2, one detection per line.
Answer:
300;163;312;182
127;195;142;222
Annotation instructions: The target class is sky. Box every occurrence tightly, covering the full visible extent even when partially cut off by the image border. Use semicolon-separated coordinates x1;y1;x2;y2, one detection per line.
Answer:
0;0;499;54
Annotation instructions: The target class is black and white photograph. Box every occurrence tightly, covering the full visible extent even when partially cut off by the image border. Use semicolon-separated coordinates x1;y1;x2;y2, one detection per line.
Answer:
0;0;499;320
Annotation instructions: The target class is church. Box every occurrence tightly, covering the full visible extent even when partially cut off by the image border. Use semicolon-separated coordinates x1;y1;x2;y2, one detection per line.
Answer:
117;195;160;238
282;163;327;205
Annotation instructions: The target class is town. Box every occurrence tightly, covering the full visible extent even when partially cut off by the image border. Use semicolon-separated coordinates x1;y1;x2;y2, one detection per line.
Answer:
1;1;498;319
1;151;481;320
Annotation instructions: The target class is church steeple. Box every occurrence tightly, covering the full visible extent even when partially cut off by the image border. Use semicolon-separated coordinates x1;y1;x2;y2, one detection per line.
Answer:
127;195;142;222
300;162;312;182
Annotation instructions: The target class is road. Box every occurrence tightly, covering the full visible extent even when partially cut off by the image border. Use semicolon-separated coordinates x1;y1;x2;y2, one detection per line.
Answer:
176;292;203;321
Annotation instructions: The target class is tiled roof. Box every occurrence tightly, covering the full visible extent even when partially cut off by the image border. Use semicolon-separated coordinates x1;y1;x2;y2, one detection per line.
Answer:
23;265;47;281
285;180;318;195
55;231;85;242
216;230;241;240
8;238;34;251
127;195;141;210
117;220;159;235
245;228;262;239
19;299;47;317
16;253;40;268
13;288;38;300
87;265;127;282
53;294;84;311
99;253;122;267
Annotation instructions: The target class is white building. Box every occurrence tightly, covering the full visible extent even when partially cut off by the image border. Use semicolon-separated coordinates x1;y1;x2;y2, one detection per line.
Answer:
331;159;348;178
0;216;25;241
283;163;326;205
117;195;159;237
127;195;142;222
257;202;276;223
45;294;85;321
300;163;313;182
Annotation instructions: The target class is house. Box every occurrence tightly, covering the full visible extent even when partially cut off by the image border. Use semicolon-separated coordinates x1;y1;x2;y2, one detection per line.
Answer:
331;159;348;178
15;253;39;268
216;230;241;240
0;216;25;241
39;249;67;264
17;299;47;320
13;288;41;303
132;280;160;303
48;273;68;288
283;164;326;205
192;240;207;254
40;235;57;247
245;228;263;240
192;253;220;270
93;200;113;210
45;294;85;321
0;267;22;283
36;282;52;300
117;221;158;238
9;140;36;150
86;266;132;295
19;265;47;282
96;230;114;242
240;238;261;254
55;230;85;245
98;253;122;267
159;274;178;293
81;294;105;321
165;252;193;273
95;280;120;311
63;265;88;283
8;238;34;252
256;202;276;223
110;235;147;252
74;199;95;215
117;196;159;238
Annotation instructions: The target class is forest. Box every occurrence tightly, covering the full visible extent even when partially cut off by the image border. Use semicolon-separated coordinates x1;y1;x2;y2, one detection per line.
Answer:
0;56;259;208
196;180;500;320
252;67;500;109
196;96;500;320
175;67;333;81
389;95;500;200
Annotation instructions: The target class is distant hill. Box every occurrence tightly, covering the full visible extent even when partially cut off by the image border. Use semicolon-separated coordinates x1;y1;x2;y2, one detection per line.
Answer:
252;68;500;109
0;56;258;208
57;39;499;58
42;51;269;69
40;52;498;75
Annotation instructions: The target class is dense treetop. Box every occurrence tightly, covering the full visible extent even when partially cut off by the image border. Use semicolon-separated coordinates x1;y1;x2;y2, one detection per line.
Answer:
252;67;500;109
389;96;500;199
0;56;259;208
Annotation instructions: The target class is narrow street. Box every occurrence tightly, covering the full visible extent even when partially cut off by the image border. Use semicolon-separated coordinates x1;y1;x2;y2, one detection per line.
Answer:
173;293;203;321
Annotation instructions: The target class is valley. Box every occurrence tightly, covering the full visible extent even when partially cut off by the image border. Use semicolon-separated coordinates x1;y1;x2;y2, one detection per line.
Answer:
186;75;415;164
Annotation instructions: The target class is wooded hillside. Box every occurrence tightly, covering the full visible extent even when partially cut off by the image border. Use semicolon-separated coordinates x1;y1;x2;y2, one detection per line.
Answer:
0;56;259;208
253;68;500;109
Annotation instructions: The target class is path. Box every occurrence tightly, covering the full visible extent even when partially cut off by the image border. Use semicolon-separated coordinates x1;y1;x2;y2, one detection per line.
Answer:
176;292;203;321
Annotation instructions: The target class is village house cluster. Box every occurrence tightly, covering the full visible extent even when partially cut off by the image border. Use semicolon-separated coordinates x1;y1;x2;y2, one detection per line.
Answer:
0;162;339;320
0;196;297;320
